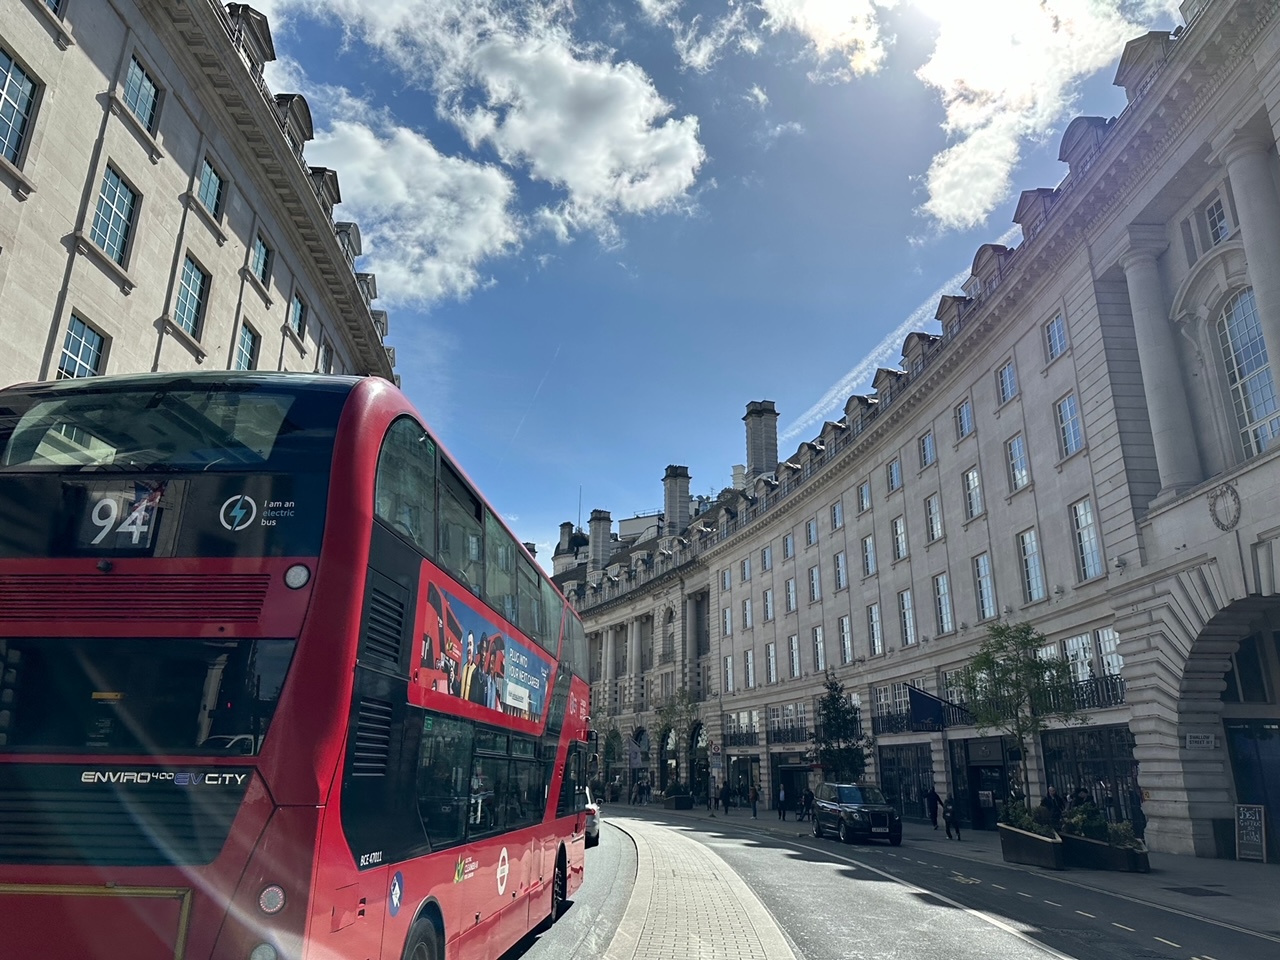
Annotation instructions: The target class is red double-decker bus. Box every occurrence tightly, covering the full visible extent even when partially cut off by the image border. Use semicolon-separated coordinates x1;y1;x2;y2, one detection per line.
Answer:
0;372;593;960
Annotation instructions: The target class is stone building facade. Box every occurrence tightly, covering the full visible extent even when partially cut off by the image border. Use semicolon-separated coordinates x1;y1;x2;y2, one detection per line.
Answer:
0;0;395;385
562;0;1280;860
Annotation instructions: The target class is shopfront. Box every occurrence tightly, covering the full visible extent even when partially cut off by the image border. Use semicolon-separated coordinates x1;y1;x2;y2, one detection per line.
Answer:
878;742;934;821
1040;724;1139;829
771;753;810;813
949;736;1018;830
1224;719;1280;862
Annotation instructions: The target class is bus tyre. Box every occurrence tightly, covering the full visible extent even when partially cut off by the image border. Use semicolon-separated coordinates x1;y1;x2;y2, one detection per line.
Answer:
550;850;567;923
403;918;440;960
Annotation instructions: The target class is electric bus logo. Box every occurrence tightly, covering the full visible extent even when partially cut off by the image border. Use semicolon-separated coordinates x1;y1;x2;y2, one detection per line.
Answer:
220;495;257;531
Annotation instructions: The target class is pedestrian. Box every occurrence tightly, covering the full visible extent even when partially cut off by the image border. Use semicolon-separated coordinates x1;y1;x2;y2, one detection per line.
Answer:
749;784;759;818
926;786;941;829
1070;786;1094;811
720;780;732;815
777;783;788;820
800;786;815;822
1040;786;1067;827
943;795;960;840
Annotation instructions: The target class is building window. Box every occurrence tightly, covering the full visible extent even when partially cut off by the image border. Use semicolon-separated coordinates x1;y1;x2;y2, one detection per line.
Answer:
898;589;916;646
785;577;796;613
741;557;751;582
874;685;891;717
943;670;964;704
1218;288;1280;456
763;588;775;622
0;49;37;166
806;517;819;546
90;166;137;265
766;642;777;684
197;158;225;217
839;615;853;665
919;430;936;468
1019;528;1046;603
1097;626;1122;675
721;569;731;592
831;500;844;530
834;551;848;590
925;493;943;542
1206;196;1230;245
288;292;307;338
788;635;801;678
57;316;104;379
1045;314;1067;361
886;458;903;492
234;323;260;371
742;598;753;629
867;603;883;656
974;552;996;620
933;572;954;634
1071;497;1103;580
783;533;795;559
1007;434;1030;491
963;467;983;520
1063;633;1094;682
861;535;876;577
744;649;755;688
722;607;732;637
955;398;974;439
761;545;773;571
723;655;734;694
173;255;210;337
1057;393;1084;457
891;516;908;561
808;565;821;603
812;626;826;672
319;339;334;374
45;0;62;14
997;360;1018;404
250;234;272;285
122;56;160;133
857;481;871;513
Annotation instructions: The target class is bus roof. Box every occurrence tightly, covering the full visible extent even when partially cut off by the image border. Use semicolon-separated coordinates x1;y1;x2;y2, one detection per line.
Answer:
1;371;367;397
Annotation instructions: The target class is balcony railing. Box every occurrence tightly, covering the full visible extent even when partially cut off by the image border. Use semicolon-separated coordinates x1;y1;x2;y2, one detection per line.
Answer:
723;731;760;747
1038;674;1127;712
766;725;810;745
871;711;913;735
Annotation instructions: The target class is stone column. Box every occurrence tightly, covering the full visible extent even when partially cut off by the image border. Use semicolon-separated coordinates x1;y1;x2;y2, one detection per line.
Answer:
628;618;642;708
1219;135;1280;383
1118;231;1201;496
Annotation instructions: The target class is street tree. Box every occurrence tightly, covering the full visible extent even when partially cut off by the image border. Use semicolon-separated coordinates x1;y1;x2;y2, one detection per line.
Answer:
960;620;1090;806
654;686;700;786
815;669;872;782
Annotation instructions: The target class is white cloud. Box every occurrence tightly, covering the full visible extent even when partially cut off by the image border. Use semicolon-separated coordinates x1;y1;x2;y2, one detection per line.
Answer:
671;6;753;72
636;0;684;23
745;84;770;109
261;1;705;243
759;0;897;76
780;224;1021;442
763;120;805;144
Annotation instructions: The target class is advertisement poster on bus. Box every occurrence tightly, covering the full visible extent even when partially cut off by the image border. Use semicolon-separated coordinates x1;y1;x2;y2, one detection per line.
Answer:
415;565;554;723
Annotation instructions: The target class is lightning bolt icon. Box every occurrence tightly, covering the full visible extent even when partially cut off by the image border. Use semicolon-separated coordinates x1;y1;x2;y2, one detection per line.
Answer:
229;497;249;528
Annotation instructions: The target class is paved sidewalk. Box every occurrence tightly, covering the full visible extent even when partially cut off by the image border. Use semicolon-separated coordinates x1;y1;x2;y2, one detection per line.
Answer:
601;815;798;960
609;802;1280;940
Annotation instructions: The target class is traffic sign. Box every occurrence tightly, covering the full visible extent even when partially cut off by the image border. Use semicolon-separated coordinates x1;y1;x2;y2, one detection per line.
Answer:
711;743;721;755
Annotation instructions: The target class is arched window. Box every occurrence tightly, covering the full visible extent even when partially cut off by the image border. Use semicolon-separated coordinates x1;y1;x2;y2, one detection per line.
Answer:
1218;287;1280;456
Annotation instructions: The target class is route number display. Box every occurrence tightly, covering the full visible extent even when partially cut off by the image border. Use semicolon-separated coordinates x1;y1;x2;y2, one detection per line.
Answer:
76;484;164;552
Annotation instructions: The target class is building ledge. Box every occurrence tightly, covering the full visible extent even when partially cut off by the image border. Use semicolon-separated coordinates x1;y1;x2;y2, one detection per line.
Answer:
0;154;35;201
240;266;274;308
282;321;308;357
159;315;208;362
73;231;135;294
23;0;74;49
108;91;164;164
184;192;228;246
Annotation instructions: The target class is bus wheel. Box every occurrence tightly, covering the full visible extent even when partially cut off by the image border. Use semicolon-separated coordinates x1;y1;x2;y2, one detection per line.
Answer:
550;850;567;922
403;918;440;960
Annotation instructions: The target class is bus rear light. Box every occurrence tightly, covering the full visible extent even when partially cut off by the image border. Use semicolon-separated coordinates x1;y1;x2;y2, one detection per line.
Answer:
257;884;287;915
284;564;311;589
248;944;278;960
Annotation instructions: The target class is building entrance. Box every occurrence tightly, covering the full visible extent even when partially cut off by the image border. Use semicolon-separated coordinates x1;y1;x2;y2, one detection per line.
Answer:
1225;719;1280;863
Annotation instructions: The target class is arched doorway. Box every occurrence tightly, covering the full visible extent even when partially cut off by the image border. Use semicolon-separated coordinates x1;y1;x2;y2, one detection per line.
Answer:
690;722;709;806
629;727;651;802
658;726;677;791
603;728;623;802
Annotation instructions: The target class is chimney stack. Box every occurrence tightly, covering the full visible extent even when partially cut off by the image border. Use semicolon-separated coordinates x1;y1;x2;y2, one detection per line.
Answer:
743;401;779;480
522;542;537;557
557;521;573;553
588;509;612;573
662;465;691;536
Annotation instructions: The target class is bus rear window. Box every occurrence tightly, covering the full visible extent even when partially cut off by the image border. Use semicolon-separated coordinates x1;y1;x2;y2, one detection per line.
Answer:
0;637;295;755
0;378;348;473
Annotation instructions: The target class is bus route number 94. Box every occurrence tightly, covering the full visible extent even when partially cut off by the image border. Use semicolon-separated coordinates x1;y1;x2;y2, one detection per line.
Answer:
79;486;164;551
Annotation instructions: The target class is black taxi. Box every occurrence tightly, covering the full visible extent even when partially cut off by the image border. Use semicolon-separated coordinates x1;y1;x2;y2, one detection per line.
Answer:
811;782;903;845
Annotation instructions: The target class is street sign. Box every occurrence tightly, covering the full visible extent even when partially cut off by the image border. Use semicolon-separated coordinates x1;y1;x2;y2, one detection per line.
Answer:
711;742;721;755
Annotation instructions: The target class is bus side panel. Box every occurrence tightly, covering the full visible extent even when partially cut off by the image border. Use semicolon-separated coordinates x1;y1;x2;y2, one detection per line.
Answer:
307;800;387;960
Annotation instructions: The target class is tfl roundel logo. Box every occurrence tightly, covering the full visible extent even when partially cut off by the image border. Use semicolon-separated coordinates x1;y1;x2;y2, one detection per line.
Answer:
389;871;405;917
219;495;257;531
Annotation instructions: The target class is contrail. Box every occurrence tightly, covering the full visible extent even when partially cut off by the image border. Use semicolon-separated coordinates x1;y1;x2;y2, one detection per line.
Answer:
779;226;1021;443
511;344;562;442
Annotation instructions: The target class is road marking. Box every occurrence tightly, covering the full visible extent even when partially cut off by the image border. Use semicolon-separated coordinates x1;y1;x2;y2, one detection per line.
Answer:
1113;923;1135;932
991;884;1006;890
1017;891;1033;898
1075;911;1095;919
1154;938;1181;949
1043;900;1061;907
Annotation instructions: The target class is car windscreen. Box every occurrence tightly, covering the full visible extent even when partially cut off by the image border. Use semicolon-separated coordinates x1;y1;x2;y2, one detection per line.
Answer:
838;785;887;804
0;379;348;474
0;637;295;755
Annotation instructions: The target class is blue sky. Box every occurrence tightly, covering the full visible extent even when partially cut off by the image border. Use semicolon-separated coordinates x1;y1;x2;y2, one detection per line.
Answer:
256;0;1180;568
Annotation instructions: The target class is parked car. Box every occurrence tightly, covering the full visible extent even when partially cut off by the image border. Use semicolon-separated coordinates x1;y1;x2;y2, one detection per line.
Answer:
811;782;902;846
585;786;601;848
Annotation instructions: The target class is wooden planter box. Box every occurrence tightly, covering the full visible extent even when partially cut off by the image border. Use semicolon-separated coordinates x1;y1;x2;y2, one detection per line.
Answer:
1061;833;1150;872
663;795;693;810
997;823;1066;870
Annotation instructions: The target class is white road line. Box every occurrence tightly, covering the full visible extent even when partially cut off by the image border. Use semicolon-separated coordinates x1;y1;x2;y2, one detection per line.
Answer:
1044;900;1061;907
1018;892;1033;898
1075;911;1095;919
1154;938;1182;949
1112;923;1135;932
991;884;1006;890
